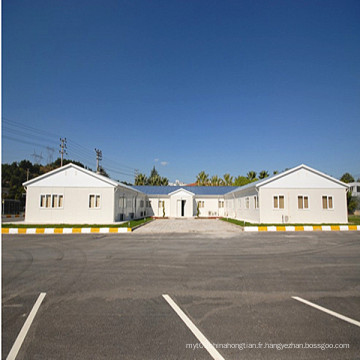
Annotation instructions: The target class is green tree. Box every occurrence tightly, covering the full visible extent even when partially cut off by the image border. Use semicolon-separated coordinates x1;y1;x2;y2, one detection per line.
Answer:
247;171;257;181
347;192;358;214
135;173;148;185
210;175;223;186
340;173;355;183
196;171;209;186
259;170;269;179
150;166;159;179
223;173;233;186
234;176;251;186
273;170;279;175
161;177;169;186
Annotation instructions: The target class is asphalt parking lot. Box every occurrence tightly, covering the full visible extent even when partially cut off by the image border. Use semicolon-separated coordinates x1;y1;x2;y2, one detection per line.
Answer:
2;230;360;359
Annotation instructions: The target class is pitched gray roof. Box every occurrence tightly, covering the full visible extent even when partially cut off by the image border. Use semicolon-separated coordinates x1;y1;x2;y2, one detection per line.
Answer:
132;186;237;195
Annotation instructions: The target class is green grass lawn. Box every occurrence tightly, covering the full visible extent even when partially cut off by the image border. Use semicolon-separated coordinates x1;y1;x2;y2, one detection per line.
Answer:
348;215;360;225
221;217;357;227
1;217;153;229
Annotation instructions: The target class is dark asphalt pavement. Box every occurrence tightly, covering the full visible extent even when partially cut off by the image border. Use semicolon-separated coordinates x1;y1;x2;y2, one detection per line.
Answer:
2;231;360;359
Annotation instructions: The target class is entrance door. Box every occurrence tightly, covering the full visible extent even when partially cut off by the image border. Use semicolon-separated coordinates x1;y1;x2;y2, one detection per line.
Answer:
181;200;186;217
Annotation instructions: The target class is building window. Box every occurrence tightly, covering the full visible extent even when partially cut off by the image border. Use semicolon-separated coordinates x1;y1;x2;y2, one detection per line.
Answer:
218;200;224;208
198;201;205;208
159;200;164;208
254;196;259;209
298;195;309;209
245;197;250;209
140;200;144;208
274;195;284;209
89;194;101;208
40;194;63;208
322;196;333;209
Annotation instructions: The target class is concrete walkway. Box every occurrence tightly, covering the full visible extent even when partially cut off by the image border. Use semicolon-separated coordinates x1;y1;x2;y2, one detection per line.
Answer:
134;218;242;234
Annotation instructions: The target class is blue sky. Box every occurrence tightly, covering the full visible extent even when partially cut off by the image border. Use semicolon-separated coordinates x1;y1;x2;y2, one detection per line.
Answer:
2;0;360;183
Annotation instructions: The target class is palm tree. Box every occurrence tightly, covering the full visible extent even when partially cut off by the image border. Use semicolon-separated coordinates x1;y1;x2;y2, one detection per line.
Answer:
148;174;162;186
259;170;269;179
223;173;233;186
196;171;209;186
210;175;223;186
161;177;169;186
273;170;279;175
247;171;257;181
135;173;147;185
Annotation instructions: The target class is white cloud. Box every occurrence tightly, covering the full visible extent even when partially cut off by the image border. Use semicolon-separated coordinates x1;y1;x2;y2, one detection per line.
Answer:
160;161;168;166
154;158;159;162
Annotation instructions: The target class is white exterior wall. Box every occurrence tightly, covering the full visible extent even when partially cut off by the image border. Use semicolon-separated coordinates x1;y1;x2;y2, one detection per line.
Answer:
25;186;114;224
147;196;171;217
114;188;148;221
196;197;225;217
24;164;148;224
259;188;348;224
169;190;194;217
225;189;260;223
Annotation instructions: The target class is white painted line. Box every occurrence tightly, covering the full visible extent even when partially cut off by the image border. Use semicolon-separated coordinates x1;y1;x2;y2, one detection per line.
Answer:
304;226;313;231
340;225;349;231
81;228;91;233
285;226;295;232
63;228;72;234
162;294;225;360
27;228;36;234
100;227;109;233
292;296;360;328
267;226;277;232
9;228;18;234
44;228;54;234
321;226;331;231
6;292;47;360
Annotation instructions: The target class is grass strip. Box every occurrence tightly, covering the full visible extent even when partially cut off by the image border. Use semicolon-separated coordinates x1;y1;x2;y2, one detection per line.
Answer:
1;217;152;229
220;217;358;227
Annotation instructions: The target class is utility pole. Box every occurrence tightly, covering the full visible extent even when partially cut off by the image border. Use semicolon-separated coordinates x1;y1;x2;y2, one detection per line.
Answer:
95;148;102;173
134;169;139;183
59;138;67;166
26;168;30;181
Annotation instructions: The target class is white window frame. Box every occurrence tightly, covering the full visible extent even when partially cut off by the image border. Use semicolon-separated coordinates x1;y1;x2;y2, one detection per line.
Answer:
40;194;63;209
89;194;101;209
245;197;250;209
322;195;334;210
297;195;309;210
273;195;285;209
254;196;259;209
198;201;205;208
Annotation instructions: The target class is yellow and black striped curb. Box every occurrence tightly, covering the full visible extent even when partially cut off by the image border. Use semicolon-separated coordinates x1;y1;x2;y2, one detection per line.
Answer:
244;225;360;232
2;227;132;234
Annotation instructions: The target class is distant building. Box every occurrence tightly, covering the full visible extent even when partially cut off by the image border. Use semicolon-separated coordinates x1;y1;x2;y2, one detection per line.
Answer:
168;179;187;186
348;182;360;197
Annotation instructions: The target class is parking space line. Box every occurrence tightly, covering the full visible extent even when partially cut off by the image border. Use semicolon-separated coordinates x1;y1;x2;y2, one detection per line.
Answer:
162;294;225;360
6;292;46;360
292;296;360;328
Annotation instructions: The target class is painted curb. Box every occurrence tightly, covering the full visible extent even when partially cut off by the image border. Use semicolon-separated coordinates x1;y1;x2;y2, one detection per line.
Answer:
2;227;132;234
244;225;360;232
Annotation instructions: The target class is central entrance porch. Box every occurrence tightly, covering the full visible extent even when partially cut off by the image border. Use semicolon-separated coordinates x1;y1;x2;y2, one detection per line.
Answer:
169;188;195;218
